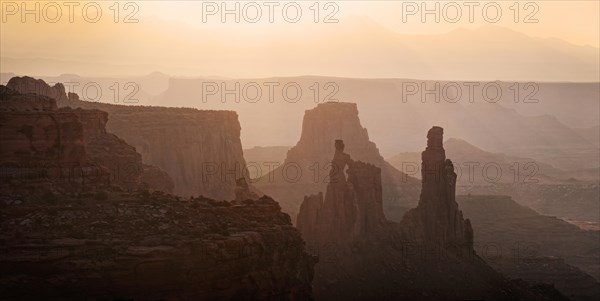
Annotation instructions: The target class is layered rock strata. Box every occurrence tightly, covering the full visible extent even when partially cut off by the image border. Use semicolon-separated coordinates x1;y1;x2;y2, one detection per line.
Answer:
1;84;173;193
8;77;243;198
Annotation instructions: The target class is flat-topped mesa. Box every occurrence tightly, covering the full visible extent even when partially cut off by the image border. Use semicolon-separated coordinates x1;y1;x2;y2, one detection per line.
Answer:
292;103;378;162
401;126;473;252
297;140;386;249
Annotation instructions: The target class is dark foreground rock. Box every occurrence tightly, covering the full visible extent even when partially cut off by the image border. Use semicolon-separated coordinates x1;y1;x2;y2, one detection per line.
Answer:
0;190;316;300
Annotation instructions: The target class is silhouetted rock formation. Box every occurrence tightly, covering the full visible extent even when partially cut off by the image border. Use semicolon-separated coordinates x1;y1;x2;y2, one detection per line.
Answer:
8;77;242;199
296;130;563;300
0;85;315;298
297;140;385;249
0;190;316;300
255;102;419;220
5;76;69;103
1;84;172;193
401;126;474;252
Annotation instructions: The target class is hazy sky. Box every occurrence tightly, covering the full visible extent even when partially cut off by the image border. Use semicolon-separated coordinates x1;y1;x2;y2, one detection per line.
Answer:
139;1;599;47
1;1;598;79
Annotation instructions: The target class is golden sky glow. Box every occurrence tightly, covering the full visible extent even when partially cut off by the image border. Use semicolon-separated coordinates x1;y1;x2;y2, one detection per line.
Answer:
1;1;598;79
138;1;600;47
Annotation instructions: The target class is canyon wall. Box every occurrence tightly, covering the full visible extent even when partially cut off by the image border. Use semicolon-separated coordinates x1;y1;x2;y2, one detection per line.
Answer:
1;84;315;299
7;77;243;199
0;85;109;193
1;83;172;193
97;103;246;199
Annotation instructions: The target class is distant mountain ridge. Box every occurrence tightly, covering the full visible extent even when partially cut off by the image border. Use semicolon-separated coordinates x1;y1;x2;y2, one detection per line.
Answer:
387;138;581;184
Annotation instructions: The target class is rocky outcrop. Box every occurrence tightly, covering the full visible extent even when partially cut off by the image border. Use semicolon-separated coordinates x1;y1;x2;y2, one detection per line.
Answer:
0;86;86;167
71;108;144;191
0;85;58;111
1;84;173;193
0;189;316;300
8;76;248;200
297;140;385;249
295;130;561;300
0;86;109;192
1;81;314;299
141;164;175;193
71;108;173;193
255;102;420;220
401;126;474;252
234;177;260;203
5;76;68;102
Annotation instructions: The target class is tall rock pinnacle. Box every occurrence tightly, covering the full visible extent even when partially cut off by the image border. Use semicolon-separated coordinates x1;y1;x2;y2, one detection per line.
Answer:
401;126;474;252
297;139;385;249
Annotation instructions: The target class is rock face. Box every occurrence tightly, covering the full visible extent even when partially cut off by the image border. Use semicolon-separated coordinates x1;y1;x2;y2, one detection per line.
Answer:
297;140;385;249
0;88;85;167
8;76;241;198
255;102;420;220
71;108;144;191
1;83;173;193
0;86;109;192
295;129;563;300
71;108;174;193
234;177;260;202
400;126;474;252
95;103;247;200
141;164;175;193
5;76;69;102
0;190;316;300
1;79;315;300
